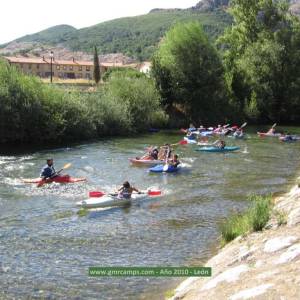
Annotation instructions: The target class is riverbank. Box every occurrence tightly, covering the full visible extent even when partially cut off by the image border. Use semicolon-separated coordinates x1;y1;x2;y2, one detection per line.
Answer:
170;178;300;300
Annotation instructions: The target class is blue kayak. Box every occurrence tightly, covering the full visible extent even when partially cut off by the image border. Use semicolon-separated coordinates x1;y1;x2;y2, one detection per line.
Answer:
196;146;240;152
200;131;214;137
149;164;180;173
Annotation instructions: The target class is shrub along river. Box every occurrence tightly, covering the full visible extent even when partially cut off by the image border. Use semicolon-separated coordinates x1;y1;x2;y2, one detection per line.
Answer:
0;127;300;299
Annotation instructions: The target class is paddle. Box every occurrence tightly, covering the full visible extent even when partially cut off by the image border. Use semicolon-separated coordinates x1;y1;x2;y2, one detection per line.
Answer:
272;123;277;128
163;147;170;172
89;189;162;197
37;163;72;187
240;122;247;129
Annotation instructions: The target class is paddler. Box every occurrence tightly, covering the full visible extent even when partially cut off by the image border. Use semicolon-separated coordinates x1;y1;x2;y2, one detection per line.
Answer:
212;139;226;149
40;159;57;179
117;181;141;199
169;154;181;168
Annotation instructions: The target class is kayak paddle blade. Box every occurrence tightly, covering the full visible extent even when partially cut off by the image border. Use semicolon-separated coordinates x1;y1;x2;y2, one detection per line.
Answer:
89;191;105;198
163;164;169;172
179;140;188;145
148;189;162;196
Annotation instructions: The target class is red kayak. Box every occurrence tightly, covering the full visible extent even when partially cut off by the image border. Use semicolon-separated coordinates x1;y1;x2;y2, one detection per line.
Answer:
23;175;86;184
257;132;281;138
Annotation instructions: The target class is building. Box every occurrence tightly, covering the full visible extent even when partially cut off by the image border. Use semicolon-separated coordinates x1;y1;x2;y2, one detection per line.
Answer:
3;56;146;80
4;56;98;80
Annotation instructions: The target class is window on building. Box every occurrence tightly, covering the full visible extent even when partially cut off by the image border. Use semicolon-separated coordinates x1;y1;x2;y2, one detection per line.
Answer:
37;64;40;69
58;72;63;78
20;64;23;68
63;65;67;70
86;73;91;79
69;65;73;71
78;66;82;71
28;64;32;69
77;73;83;78
86;66;90;71
56;65;60;70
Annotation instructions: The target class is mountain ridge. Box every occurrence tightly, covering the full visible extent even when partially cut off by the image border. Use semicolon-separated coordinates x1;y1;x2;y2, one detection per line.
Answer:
1;0;299;61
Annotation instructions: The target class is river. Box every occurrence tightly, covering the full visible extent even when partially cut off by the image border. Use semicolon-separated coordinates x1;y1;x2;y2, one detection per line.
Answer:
0;127;300;299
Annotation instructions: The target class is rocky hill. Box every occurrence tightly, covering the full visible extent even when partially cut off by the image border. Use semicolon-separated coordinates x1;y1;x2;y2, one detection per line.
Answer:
1;0;299;62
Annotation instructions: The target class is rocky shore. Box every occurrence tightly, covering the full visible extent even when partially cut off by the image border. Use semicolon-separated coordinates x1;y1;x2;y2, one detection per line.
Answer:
170;179;300;300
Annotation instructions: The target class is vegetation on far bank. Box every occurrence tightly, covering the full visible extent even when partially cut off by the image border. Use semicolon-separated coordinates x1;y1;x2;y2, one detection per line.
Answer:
0;60;167;145
220;195;273;245
152;0;300;124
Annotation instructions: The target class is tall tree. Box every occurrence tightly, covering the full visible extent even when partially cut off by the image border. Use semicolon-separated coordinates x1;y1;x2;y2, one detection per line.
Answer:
151;21;228;123
93;46;101;84
219;0;300;123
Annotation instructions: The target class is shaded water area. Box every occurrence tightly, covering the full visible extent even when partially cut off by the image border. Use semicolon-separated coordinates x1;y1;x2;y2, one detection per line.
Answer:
1;127;300;299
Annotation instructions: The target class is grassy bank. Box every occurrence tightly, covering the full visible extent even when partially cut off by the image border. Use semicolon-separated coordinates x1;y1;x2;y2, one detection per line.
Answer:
0;60;167;145
220;195;273;245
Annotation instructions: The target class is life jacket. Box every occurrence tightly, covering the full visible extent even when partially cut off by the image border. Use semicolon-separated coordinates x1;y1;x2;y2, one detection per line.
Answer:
120;187;131;199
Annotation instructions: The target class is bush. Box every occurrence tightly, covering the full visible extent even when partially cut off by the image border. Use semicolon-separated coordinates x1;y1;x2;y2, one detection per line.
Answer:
0;60;166;145
102;70;167;132
220;195;272;245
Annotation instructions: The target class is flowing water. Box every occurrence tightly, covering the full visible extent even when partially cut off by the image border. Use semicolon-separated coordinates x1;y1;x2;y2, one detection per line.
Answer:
1;127;300;299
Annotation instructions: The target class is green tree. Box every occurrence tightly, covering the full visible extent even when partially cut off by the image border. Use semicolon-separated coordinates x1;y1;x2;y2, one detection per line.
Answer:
103;70;167;131
93;46;101;84
219;0;300;123
151;21;228;123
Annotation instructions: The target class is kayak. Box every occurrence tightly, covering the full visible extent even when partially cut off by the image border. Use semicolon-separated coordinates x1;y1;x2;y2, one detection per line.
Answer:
129;158;164;165
183;137;197;144
148;128;159;133
149;164;180;173
279;135;300;142
257;132;281;137
200;131;214;137
76;192;159;209
23;175;86;184
196;146;240;153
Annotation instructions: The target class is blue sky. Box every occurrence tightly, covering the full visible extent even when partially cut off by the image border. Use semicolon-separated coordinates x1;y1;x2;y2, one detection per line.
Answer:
1;0;198;44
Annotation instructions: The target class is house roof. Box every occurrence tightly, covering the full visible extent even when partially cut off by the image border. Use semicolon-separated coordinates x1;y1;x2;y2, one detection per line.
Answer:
4;56;94;66
3;56;139;69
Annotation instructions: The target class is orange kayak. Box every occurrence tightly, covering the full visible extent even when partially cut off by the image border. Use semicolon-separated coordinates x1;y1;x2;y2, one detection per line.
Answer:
129;158;164;166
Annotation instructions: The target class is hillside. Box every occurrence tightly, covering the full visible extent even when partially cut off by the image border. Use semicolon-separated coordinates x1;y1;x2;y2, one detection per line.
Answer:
1;8;232;60
15;24;77;44
1;0;299;61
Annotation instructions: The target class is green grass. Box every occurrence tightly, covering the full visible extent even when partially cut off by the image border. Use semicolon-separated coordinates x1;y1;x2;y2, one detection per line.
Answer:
220;195;273;245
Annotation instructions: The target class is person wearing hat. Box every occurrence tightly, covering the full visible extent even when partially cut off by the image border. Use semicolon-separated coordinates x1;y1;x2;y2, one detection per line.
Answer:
40;159;57;179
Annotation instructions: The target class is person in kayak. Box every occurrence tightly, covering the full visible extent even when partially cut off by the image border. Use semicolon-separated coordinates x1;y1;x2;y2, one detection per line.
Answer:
267;126;276;134
141;146;159;160
150;147;159;160
40;159;57;179
213;139;226;149
117;181;141;199
158;144;172;160
169;154;181;168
